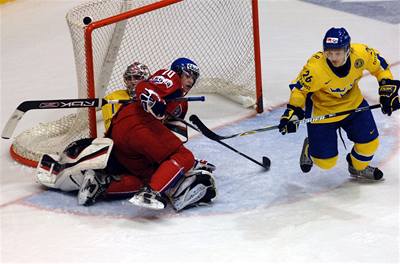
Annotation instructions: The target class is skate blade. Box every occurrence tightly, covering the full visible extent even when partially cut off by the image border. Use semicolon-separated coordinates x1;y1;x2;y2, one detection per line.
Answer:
128;196;165;210
349;176;385;183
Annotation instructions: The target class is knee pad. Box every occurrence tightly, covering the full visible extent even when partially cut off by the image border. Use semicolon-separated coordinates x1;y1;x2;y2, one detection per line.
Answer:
312;155;338;170
353;138;379;157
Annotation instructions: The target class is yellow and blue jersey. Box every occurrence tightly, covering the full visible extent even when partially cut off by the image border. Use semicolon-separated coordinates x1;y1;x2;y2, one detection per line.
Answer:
289;43;393;123
101;89;130;132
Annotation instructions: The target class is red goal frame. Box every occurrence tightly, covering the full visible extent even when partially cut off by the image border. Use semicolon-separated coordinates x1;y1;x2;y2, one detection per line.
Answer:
84;0;263;138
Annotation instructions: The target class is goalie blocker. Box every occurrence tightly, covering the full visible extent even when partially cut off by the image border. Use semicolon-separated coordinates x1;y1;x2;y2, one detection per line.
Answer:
36;137;217;211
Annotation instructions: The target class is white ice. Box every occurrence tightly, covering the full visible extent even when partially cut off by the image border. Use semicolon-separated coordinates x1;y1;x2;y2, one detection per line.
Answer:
1;0;399;263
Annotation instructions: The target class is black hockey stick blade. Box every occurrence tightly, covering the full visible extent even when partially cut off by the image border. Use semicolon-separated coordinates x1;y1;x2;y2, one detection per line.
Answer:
189;114;223;141
189;114;271;170
263;156;271;168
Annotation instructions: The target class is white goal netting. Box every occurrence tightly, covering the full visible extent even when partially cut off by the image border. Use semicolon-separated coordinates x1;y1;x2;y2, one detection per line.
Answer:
10;0;262;166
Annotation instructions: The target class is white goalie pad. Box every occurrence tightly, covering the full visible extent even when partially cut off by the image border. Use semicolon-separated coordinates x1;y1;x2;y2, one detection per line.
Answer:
36;154;63;188
167;169;217;212
36;138;113;191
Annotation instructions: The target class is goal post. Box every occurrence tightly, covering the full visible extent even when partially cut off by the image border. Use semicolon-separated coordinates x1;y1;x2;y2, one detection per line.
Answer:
9;0;263;167
84;0;189;138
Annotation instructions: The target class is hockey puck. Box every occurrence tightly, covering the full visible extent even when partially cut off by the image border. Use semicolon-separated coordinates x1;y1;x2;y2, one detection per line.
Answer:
83;16;93;25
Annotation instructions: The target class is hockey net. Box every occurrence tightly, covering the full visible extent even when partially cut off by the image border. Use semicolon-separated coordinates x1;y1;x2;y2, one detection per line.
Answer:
10;0;263;167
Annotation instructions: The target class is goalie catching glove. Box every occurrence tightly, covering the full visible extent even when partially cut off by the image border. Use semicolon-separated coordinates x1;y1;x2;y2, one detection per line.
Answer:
140;88;166;120
379;79;400;116
278;104;305;135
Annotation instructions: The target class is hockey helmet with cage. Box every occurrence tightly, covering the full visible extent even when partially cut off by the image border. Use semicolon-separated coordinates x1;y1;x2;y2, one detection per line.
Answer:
123;62;150;95
323;27;351;51
170;58;200;84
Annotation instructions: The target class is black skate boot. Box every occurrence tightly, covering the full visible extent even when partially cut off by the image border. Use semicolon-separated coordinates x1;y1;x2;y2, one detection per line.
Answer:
128;186;167;210
78;169;112;206
300;137;313;173
346;154;384;182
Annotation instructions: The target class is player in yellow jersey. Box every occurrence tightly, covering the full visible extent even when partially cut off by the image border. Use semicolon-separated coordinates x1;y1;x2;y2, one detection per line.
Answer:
278;27;399;181
101;62;151;132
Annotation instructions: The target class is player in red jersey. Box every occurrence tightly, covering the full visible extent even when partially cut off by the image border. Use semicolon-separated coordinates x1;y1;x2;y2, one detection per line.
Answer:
36;58;216;211
80;58;217;210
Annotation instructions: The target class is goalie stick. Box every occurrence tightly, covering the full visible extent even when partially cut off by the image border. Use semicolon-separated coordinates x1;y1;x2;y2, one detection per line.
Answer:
189;103;382;141
1;96;205;139
173;116;271;170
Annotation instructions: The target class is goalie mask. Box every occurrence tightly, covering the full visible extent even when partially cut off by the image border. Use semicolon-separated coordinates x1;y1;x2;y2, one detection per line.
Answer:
123;62;151;96
323;27;351;67
170;58;200;93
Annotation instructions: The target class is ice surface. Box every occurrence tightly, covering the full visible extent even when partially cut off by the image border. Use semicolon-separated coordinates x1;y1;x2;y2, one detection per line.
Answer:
1;0;399;263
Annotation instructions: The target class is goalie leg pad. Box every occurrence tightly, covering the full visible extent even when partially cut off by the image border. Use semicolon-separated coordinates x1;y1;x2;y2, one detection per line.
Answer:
59;137;113;170
167;169;217;212
36;153;85;191
36;154;68;189
36;137;114;191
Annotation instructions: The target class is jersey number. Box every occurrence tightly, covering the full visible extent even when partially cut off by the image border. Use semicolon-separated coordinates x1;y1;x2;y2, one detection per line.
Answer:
302;70;313;83
162;70;176;78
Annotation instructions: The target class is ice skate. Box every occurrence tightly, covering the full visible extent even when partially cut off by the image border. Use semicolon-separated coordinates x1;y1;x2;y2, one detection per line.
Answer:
346;154;384;182
129;186;167;210
300;137;313;173
78;170;112;206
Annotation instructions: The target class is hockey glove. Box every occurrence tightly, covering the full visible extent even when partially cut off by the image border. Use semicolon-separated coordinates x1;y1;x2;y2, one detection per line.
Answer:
379;79;400;116
278;104;305;135
140;88;167;120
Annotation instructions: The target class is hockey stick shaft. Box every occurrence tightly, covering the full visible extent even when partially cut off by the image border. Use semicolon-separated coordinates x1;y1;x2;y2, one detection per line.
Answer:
174;116;270;170
191;103;382;141
1;96;205;139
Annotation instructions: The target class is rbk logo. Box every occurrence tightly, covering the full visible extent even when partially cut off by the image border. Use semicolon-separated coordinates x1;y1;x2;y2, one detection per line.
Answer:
59;101;96;108
39;100;96;108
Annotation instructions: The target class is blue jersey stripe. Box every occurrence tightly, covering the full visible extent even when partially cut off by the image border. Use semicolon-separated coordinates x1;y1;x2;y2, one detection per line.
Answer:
305;93;314;119
289;81;303;91
377;54;389;70
351;148;373;162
